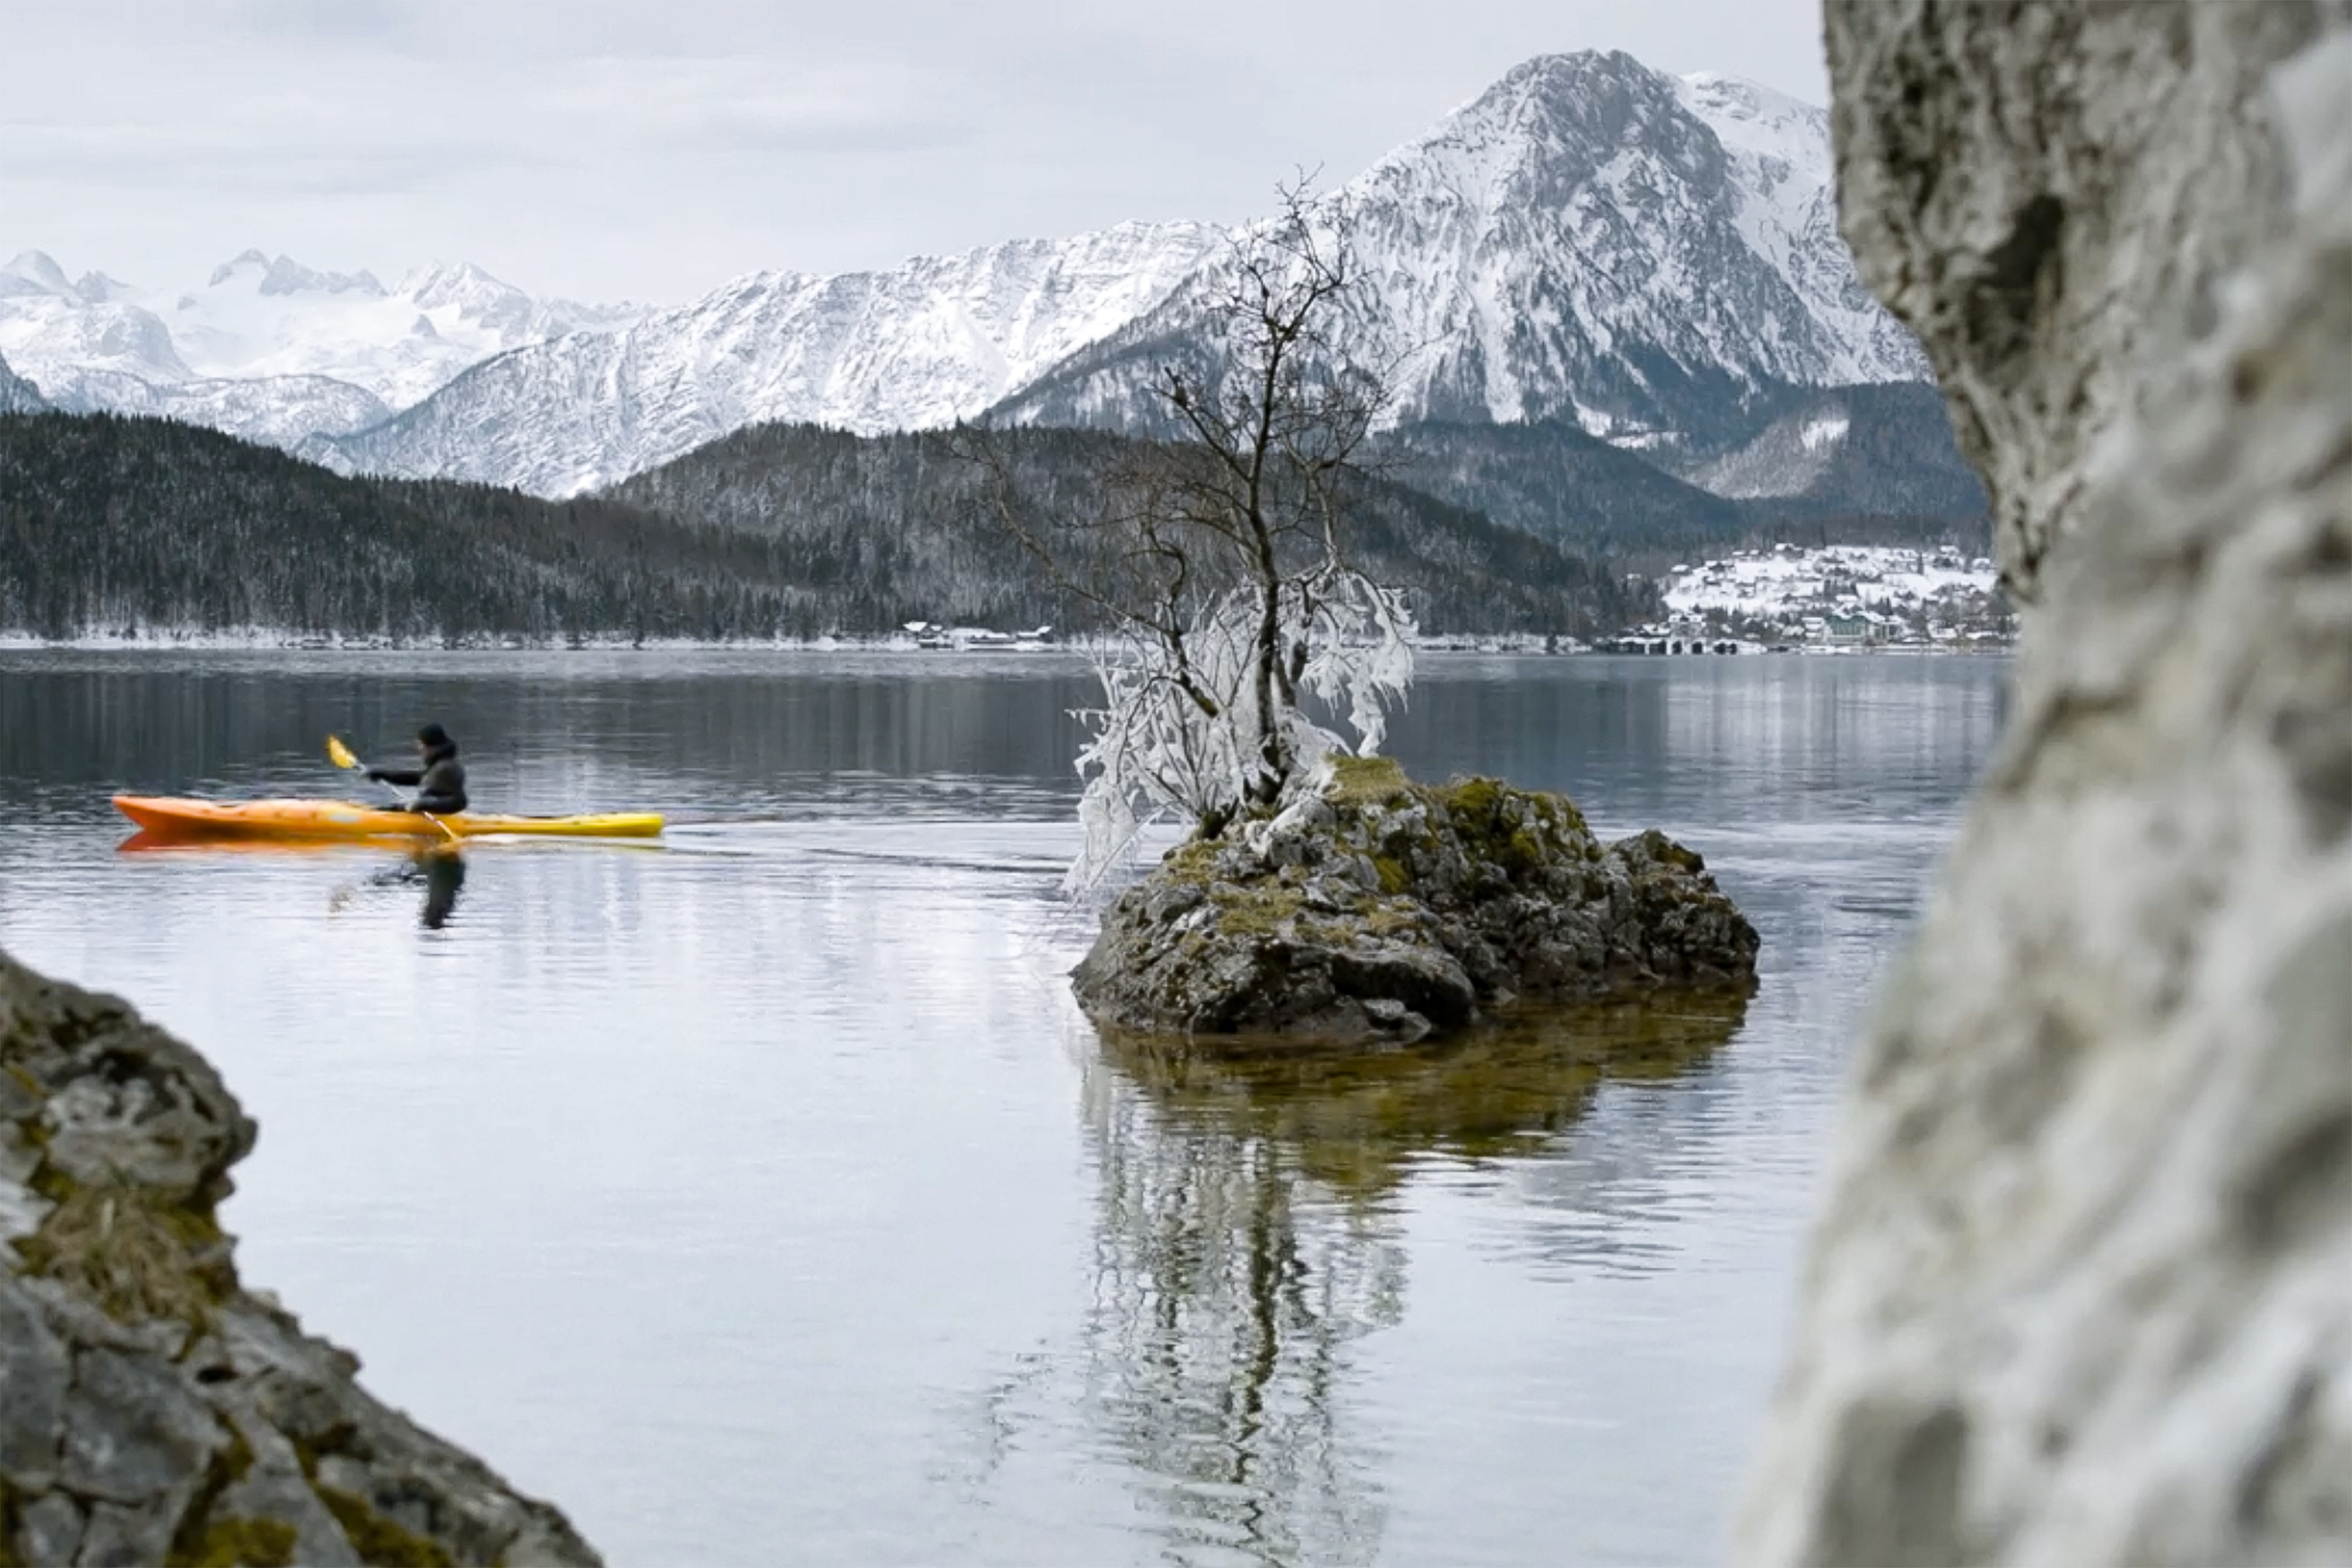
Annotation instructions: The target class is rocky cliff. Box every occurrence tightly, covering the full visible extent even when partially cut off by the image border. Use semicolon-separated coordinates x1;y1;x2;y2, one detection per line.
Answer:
0;947;600;1566
1073;758;1756;1046
0;352;46;416
1737;5;2352;1565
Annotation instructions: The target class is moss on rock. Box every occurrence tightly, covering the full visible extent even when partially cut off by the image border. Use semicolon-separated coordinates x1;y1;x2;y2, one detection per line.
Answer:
316;1486;455;1568
1327;754;1410;807
171;1515;299;1568
15;1174;234;1325
1073;762;1759;1045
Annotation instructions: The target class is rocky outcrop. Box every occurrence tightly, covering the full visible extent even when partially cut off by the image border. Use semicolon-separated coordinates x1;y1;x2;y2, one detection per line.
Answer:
1073;758;1757;1045
0;948;600;1566
1737;5;2352;1566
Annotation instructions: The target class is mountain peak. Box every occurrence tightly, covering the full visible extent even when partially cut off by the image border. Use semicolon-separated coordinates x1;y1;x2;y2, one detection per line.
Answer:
1381;46;1719;198
397;260;524;310
259;255;385;298
1501;49;1653;85
1675;71;1827;172
1478;49;1686;115
1678;71;1821;117
74;270;133;305
208;249;272;285
200;249;383;296
1001;46;1923;440
2;250;75;297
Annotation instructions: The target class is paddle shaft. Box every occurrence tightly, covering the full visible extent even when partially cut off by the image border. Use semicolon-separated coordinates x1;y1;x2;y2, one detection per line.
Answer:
328;735;458;841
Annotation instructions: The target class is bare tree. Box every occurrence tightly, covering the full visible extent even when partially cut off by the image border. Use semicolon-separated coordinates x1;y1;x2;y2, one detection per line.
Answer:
970;181;1416;890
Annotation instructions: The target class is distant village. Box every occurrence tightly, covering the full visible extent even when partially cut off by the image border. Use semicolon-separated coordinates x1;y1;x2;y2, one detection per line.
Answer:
898;545;2016;657
896;620;1057;650
1621;542;2016;653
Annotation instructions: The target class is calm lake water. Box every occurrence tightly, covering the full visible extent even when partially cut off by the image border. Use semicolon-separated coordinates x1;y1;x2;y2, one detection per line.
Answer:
0;649;2006;1567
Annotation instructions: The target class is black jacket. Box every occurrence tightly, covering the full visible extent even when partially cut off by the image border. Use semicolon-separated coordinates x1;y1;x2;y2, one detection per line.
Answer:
370;741;468;814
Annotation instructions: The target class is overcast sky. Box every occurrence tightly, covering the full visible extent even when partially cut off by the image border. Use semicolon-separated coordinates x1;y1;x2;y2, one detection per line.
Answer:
5;0;1829;306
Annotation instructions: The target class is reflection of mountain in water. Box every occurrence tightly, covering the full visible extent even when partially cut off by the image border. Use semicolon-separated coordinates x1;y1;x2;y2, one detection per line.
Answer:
1077;995;1748;1565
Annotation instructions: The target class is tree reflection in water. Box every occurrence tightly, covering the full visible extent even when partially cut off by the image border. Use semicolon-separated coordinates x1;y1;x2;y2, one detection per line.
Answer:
1078;993;1750;1566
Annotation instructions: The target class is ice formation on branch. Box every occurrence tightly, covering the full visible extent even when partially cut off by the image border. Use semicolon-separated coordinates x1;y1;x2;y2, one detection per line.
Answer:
1065;570;1415;895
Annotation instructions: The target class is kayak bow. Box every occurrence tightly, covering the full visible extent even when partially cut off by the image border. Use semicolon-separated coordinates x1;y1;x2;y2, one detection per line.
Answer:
112;796;664;842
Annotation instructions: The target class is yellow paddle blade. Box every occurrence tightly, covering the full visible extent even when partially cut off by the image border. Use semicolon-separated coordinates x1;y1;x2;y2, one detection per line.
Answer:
326;735;358;770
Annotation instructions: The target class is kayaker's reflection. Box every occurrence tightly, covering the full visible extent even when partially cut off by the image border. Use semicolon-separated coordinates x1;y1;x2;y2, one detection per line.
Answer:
334;847;466;928
327;851;463;926
417;848;466;929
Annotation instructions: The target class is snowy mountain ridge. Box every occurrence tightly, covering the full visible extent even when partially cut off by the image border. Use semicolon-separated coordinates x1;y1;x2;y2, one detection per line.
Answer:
0;247;640;445
303;221;1225;495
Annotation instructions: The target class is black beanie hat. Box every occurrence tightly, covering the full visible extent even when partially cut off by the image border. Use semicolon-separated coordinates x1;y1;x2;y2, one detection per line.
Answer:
417;722;453;750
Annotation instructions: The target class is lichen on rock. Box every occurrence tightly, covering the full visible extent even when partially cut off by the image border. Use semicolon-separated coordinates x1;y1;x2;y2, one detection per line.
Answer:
1073;755;1758;1045
0;947;601;1567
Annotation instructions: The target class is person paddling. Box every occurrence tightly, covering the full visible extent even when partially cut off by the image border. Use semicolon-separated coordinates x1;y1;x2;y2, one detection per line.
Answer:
367;723;469;815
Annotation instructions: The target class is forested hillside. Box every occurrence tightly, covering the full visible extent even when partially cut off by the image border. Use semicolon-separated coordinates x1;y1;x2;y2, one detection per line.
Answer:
1374;419;1751;557
606;422;1652;636
0;413;822;641
2;412;1650;642
1376;384;1989;567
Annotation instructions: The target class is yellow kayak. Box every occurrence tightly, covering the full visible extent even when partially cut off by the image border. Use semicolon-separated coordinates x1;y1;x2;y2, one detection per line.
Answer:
113;795;664;842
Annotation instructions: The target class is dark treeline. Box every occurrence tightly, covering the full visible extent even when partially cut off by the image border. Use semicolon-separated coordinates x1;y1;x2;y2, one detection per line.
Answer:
1;413;830;642
1;412;1651;642
608;422;1654;636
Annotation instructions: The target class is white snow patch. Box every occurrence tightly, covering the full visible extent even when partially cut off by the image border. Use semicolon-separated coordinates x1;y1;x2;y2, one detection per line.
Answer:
1799;412;1850;451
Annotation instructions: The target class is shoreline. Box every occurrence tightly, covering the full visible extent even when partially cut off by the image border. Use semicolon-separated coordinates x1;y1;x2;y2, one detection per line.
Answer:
0;630;2016;657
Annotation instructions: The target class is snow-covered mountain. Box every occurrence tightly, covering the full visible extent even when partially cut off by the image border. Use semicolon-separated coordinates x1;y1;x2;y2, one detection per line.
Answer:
29;368;391;449
0;348;49;413
0;249;637;446
998;52;1926;440
13;49;1935;509
305;222;1223;495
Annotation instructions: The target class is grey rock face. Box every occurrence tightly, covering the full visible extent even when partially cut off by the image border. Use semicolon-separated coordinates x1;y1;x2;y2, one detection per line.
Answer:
1738;5;2352;1566
1822;0;2343;598
0;350;49;415
0;947;601;1566
58;1348;227;1504
1073;760;1757;1044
